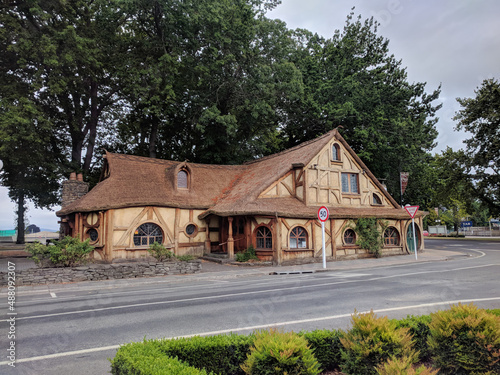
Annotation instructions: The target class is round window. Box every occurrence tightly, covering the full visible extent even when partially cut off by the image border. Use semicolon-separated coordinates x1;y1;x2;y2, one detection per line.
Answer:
186;224;197;236
88;228;99;243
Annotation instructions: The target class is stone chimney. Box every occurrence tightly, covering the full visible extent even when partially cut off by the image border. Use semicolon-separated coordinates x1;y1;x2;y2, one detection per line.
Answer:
61;172;89;207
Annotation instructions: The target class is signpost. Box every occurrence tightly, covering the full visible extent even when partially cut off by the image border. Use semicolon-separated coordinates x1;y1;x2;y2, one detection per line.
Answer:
404;205;419;260
317;206;329;269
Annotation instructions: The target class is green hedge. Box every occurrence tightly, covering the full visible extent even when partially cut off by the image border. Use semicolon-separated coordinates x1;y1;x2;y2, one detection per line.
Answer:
393;315;432;362
110;331;343;375
111;341;211;375
301;330;343;371
156;334;254;375
110;307;500;375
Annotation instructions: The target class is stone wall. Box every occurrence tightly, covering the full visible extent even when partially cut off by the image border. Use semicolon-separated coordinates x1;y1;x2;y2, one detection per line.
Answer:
0;260;201;286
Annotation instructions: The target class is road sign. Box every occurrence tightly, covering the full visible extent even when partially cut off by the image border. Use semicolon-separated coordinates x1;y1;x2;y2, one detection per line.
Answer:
461;221;473;228
404;205;419;219
317;206;330;269
318;206;329;222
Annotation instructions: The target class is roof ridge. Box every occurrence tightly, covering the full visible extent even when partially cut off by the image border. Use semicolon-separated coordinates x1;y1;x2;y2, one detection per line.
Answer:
243;130;337;165
106;152;245;170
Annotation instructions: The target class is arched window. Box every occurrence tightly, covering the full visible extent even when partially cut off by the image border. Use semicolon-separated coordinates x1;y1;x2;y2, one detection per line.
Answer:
290;227;308;249
256;226;272;249
384;227;400;246
373;193;382;205
134;223;163;246
332;144;341;161
344;228;356;245
177;170;188;189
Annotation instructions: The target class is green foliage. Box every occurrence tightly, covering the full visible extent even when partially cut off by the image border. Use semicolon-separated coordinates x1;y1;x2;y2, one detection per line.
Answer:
376;356;438;375
110;340;210;375
25;241;52;266
148;242;175;262
176;255;196;262
284;12;441;208
235;245;259;262
427;303;500;374
241;329;321;375
26;236;93;267
301;329;343;371
353;218;387;257
110;306;500;375
394;315;433;362
340;310;417;375
157;333;254;375
486;309;500;316
453;78;500;216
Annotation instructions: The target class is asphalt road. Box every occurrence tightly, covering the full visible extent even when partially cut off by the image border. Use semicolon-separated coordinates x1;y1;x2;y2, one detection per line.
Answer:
1;239;499;375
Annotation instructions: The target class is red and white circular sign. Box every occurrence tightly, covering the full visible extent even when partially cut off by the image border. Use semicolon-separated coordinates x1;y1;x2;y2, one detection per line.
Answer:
317;206;329;222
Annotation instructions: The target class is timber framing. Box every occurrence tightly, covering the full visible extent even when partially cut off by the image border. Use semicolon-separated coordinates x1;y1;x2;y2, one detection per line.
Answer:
57;129;426;264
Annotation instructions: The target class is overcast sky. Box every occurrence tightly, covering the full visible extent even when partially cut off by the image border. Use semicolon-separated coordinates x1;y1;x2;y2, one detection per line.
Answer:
1;0;499;230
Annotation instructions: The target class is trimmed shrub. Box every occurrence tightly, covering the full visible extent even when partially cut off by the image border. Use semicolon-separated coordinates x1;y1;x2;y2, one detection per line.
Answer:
427;303;500;374
376;356;438;375
486;308;500;317
26;236;93;267
395;315;433;362
148;242;175;262
340;310;417;375
301;329;343;371
235;245;259;262
158;334;253;375
241;329;321;375
110;341;210;375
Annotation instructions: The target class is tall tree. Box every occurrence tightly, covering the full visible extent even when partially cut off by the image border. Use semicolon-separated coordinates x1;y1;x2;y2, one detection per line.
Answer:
283;13;442;204
0;98;61;243
115;0;297;164
0;0;126;173
453;78;500;216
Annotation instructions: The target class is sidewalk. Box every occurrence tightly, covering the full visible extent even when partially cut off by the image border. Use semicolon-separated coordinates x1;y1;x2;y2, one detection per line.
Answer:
0;247;470;295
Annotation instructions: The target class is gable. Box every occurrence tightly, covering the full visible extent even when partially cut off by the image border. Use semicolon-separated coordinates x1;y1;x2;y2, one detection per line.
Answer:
253;130;399;212
305;135;399;209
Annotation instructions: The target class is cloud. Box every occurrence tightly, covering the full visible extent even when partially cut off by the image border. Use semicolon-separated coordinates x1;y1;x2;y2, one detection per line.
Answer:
267;0;500;152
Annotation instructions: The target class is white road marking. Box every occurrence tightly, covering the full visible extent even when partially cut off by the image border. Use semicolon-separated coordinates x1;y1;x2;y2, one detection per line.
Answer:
50;292;57;298
2;296;499;366
1;264;498;323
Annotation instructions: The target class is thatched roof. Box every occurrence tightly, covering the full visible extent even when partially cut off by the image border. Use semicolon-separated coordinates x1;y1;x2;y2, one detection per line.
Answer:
57;130;419;220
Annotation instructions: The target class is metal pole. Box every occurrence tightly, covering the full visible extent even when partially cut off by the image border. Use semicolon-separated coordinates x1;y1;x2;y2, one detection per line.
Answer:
322;221;326;269
400;173;403;207
412;218;418;260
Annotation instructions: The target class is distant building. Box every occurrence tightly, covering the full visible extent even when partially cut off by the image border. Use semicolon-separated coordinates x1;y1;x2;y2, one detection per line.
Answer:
57;130;425;264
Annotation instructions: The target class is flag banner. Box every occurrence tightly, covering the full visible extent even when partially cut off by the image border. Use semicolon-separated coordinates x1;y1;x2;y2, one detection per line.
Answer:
400;172;409;195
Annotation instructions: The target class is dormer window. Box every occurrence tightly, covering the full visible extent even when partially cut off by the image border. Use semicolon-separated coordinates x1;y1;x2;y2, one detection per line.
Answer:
332;144;341;161
177;170;188;189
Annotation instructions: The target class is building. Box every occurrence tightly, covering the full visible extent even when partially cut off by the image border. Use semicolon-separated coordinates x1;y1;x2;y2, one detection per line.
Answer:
56;129;424;264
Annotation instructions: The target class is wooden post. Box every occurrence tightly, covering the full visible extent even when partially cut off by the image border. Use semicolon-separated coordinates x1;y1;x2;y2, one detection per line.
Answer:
104;210;112;261
174;208;180;255
330;218;336;260
227;217;234;259
205;218;211;253
275;217;282;265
